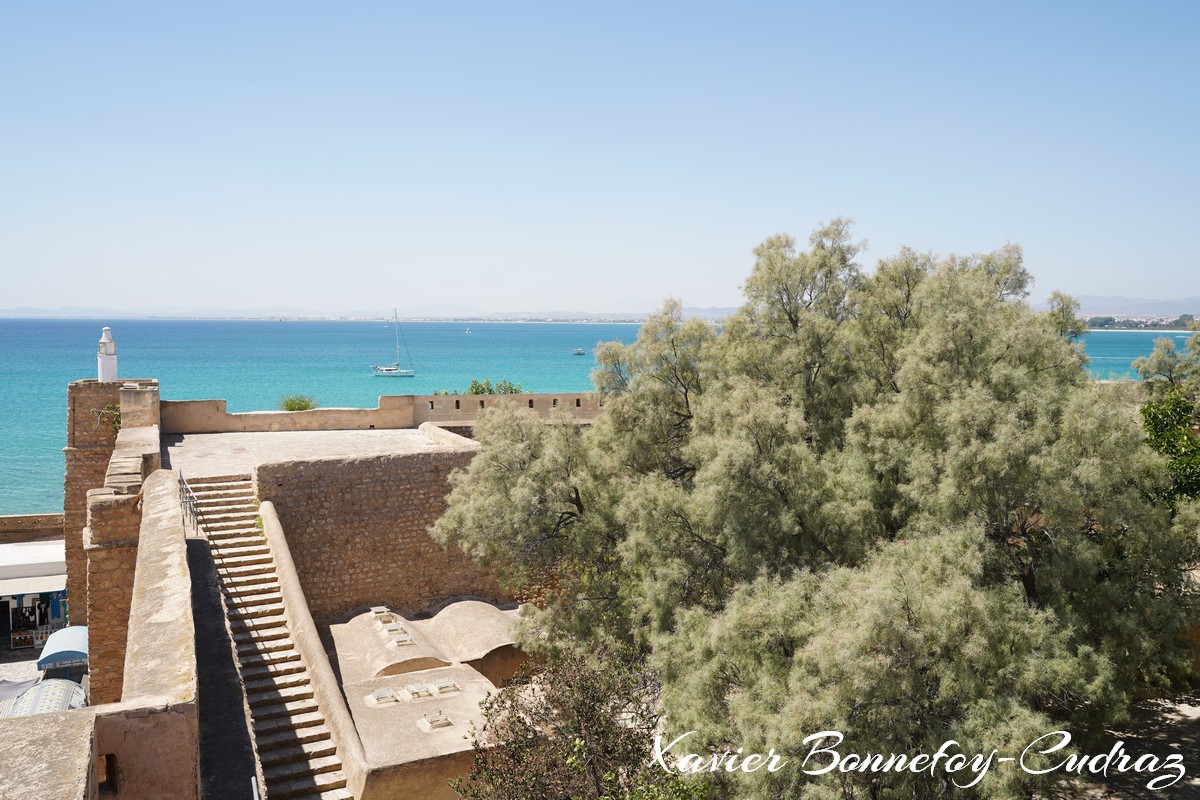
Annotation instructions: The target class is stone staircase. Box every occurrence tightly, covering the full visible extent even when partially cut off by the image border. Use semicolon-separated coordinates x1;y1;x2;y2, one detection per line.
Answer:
189;474;354;800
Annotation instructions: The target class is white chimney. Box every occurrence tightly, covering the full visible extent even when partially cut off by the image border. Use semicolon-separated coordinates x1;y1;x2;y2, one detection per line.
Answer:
97;327;118;382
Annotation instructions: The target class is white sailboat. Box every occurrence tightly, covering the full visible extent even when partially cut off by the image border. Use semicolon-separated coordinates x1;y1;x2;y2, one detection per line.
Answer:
372;310;416;377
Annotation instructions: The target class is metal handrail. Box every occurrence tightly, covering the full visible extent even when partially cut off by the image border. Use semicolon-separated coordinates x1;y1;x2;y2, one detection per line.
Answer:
178;472;266;648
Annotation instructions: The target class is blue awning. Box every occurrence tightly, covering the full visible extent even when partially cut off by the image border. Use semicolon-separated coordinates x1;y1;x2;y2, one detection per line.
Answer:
37;626;88;670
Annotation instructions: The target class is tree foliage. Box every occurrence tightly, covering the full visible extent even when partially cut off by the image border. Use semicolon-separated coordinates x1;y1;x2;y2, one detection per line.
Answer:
434;379;524;395
435;221;1200;799
454;650;707;800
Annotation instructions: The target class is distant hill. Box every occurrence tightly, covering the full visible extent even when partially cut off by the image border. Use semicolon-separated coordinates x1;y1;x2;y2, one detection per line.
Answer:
1075;296;1200;317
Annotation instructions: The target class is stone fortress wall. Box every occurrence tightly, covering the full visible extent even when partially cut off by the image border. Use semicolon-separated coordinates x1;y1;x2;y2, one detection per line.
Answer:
3;375;200;800
63;380;122;625
7;378;600;799
257;443;500;622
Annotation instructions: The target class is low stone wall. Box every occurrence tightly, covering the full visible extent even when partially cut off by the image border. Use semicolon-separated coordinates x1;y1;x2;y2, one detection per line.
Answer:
0;513;64;544
0;709;97;800
104;425;162;495
260;501;371;798
160;396;417;434
0;471;199;800
256;443;503;622
92;469;200;800
361;753;476;800
161;392;602;434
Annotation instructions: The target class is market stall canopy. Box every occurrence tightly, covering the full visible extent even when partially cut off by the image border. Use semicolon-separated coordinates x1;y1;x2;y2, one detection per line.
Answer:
0;679;86;717
37;626;88;671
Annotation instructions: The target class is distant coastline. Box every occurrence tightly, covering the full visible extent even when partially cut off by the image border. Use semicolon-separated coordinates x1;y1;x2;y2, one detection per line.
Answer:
1088;328;1196;334
0;315;650;324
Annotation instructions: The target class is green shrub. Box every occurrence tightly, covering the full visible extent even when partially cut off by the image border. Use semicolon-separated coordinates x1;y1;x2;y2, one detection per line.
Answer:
279;394;318;411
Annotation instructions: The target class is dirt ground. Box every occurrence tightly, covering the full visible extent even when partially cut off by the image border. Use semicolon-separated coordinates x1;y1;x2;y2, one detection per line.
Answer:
1060;692;1200;799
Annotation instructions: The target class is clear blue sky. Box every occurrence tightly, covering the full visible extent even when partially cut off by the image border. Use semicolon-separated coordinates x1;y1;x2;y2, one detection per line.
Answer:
2;2;1197;314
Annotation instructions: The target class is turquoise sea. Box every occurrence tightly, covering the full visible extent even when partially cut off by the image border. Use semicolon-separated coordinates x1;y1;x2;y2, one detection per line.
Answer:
0;320;1194;515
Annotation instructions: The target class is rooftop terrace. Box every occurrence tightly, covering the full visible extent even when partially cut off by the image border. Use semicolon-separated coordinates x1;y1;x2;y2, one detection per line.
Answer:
161;428;467;478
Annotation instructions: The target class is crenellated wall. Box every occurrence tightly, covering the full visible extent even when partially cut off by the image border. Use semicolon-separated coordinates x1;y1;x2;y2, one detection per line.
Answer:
160;392;602;434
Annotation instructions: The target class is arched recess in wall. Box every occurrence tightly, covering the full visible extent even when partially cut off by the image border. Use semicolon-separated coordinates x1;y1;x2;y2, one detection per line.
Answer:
464;643;527;686
375;656;452;678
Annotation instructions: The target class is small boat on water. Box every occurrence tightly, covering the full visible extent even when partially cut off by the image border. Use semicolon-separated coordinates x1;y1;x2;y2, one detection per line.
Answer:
573;348;586;356
372;310;416;377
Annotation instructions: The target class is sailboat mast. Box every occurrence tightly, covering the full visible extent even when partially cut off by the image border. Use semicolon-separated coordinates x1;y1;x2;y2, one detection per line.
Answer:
393;309;400;362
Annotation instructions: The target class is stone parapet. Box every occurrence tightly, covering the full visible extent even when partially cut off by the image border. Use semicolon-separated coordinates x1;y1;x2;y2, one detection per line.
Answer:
104;425;162;495
118;380;160;429
0;709;96;800
0;513;64;544
260;501;370;798
160;395;417;434
160;392;602;435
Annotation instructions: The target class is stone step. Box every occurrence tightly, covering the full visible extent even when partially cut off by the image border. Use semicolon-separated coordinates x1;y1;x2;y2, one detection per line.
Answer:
218;570;277;589
253;708;324;733
230;612;286;634
285;787;354;800
207;524;263;538
245;670;310;695
255;724;332;752
264;757;344;788
217;561;275;579
260;738;337;768
190;486;256;500
195;498;257;513
242;659;306;682
204;508;260;522
294;790;354;800
240;647;300;668
226;587;280;608
207;522;261;534
235;630;291;652
227;590;283;610
214;550;274;568
265;768;347;800
247;682;314;709
209;535;267;551
209;533;264;546
227;602;285;622
204;517;260;532
187;474;252;485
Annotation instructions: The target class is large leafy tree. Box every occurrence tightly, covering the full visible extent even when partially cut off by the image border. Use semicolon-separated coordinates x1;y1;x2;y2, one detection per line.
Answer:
435;222;1200;799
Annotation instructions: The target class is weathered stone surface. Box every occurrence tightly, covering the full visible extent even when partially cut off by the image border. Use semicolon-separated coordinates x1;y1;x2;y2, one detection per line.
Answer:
0;709;95;800
0;513;63;544
84;489;141;705
64;380;122;625
258;448;502;621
